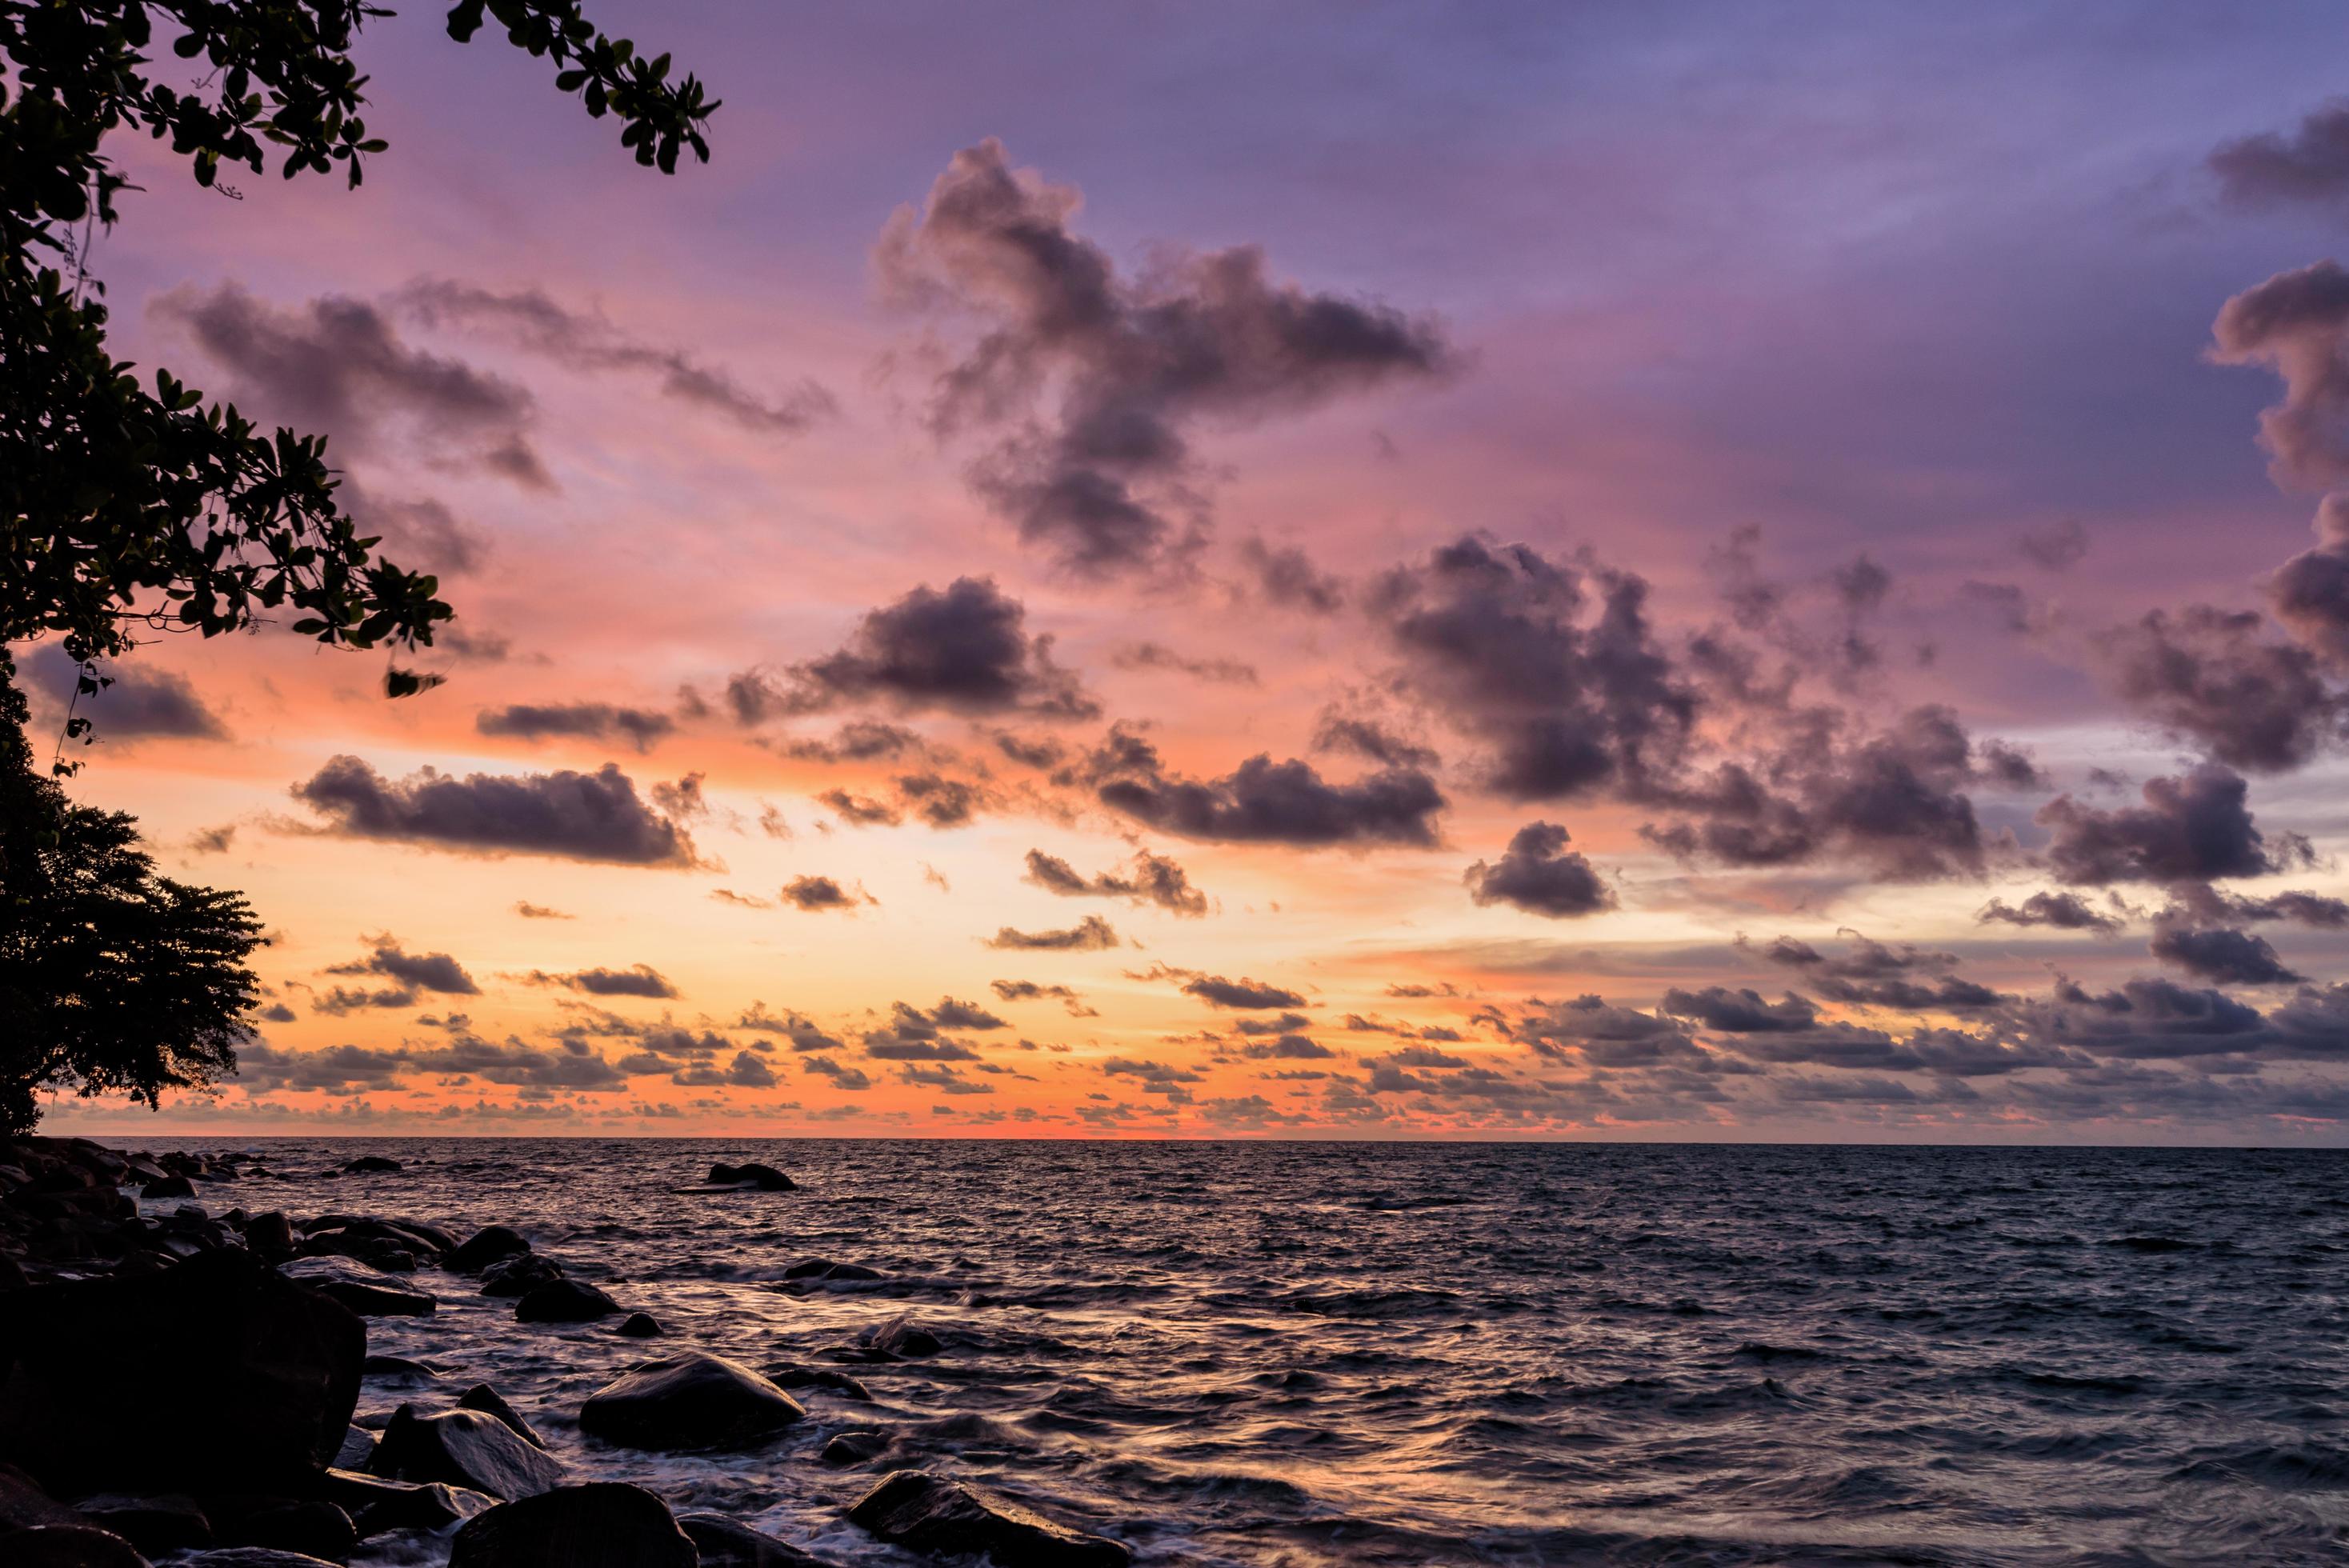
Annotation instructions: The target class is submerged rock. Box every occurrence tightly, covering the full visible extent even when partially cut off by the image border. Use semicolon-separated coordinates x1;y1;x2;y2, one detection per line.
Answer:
368;1406;563;1501
0;1250;362;1496
677;1512;826;1566
142;1174;197;1201
765;1366;874;1402
199;1497;354;1562
822;1430;890;1466
677;1162;797;1194
478;1254;564;1298
283;1255;435;1317
577;1353;805;1451
615;1311;663;1338
448;1226;531;1274
456;1383;547;1450
321;1470;494;1538
449;1483;694;1568
846;1470;1130;1568
70;1494;211;1554
5;1524;154;1566
513;1278;618;1323
860;1314;942;1358
338;1158;402;1175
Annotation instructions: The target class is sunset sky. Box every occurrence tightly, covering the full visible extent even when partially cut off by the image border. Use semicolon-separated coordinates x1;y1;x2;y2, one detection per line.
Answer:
38;1;2349;1141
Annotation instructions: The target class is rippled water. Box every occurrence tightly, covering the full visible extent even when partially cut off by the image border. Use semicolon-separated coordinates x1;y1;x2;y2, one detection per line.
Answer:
125;1138;2349;1566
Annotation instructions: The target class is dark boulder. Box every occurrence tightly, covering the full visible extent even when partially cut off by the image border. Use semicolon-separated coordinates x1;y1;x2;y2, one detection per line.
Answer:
846;1470;1130;1568
615;1311;663;1338
449;1483;694;1568
297;1214;452;1256
577;1353;805;1452
685;1162;796;1193
677;1513;826;1567
318;1471;494;1538
513;1278;617;1323
199;1498;354;1563
479;1254;565;1298
4;1525;153;1566
822;1430;890;1466
142;1175;196;1201
69;1495;211;1554
456;1384;546;1450
178;1552;344;1566
765;1366;872;1402
338;1158;402;1175
861;1315;942;1358
0;1461;83;1530
242;1214;296;1263
360;1354;442;1386
283;1256;435;1317
0;1250;363;1496
333;1430;377;1471
367;1406;562;1501
448;1226;531;1274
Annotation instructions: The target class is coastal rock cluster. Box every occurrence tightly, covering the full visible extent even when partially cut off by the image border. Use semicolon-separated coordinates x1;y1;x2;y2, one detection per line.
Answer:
0;1136;1133;1568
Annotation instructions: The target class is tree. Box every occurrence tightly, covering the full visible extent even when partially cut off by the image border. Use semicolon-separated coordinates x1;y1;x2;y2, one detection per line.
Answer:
1;1;716;1126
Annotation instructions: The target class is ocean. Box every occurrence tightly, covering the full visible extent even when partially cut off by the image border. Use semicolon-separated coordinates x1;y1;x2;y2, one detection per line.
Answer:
127;1138;2349;1565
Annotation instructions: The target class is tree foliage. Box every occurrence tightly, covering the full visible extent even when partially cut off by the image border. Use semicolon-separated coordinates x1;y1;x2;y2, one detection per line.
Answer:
0;1;714;1126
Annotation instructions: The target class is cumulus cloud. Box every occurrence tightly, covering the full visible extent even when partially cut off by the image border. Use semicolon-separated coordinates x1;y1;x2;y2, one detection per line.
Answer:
155;283;550;487
990;979;1097;1016
289;757;698;866
326;937;479;995
2211;102;2349;209
1022;846;1207;915
1977;890;2127;935
1237;536;1346;614
2147;919;2305;986
1083;727;1443;847
2038;765;2313;886
2210;260;2349;490
731;578;1094;722
984;914;1121;950
1748;932;2006;1013
398;278;834;434
2093;606;2342;772
782;875;869;912
1463;822;1614;918
2271;493;2349;673
475;702;675;752
24;646;227;742
522;964;679;999
877;139;1451;576
1181;974;1307;1010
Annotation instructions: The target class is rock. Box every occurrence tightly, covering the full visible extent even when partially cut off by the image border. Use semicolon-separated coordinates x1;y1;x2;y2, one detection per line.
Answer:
0;1462;83;1530
614;1311;663;1338
332;1430;377;1471
456;1384;546;1450
142;1175;196;1201
778;1258;882;1284
861;1314;942;1358
318;1471;494;1538
677;1513;826;1567
822;1430;890;1466
577;1353;805;1452
367;1406;563;1501
178;1552;344;1566
4;1525;154;1566
0;1250;363;1496
449;1483;694;1568
707;1162;796;1190
199;1498;354;1563
296;1233;416;1274
242;1214;296;1263
282;1256;435;1317
68;1495;212;1554
298;1215;454;1258
361;1354;443;1385
513;1278;617;1323
338;1158;402;1175
479;1254;564;1298
0;1252;27;1290
846;1470;1130;1568
448;1226;530;1274
765;1366;873;1402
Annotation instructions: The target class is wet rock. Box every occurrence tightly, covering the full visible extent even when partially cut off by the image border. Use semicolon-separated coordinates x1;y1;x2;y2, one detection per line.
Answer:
846;1470;1130;1568
338;1158;402;1175
242;1214;295;1263
764;1365;873;1402
333;1430;377;1471
361;1354;444;1385
368;1406;563;1501
861;1314;942;1358
677;1513;826;1567
0;1461;84;1530
142;1175;196;1201
69;1494;211;1554
282;1255;436;1317
179;1551;344;1566
822;1430;890;1466
448;1226;530;1274
479;1254;564;1298
295;1233;416;1274
0;1252;27;1290
449;1483;694;1568
299;1215;454;1258
0;1250;363;1495
320;1471;494;1538
709;1162;796;1190
199;1497;355;1563
779;1258;882;1282
456;1384;546;1450
577;1352;805;1451
513;1278;617;1323
5;1524;153;1566
615;1311;663;1338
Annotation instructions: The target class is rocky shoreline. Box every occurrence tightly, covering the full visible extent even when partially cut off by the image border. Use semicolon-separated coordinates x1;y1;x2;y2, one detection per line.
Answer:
0;1136;1133;1568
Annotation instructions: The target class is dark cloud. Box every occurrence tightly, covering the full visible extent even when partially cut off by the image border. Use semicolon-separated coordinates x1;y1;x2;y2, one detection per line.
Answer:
2015;518;2089;571
2167;881;2349;930
25;646;227;741
525;964;679;999
1311;712;1441;771
2147;920;2305;986
990;979;1097;1016
326;937;479;996
1022;847;1207;915
232;1042;415;1094
670;1050;780;1090
801;1055;875;1090
736;578;1094;722
985;914;1121;950
1182;974;1307;1010
514;902;573;920
2271;494;2349;673
410;1030;630;1090
1747;932;2006;1013
818;789;902;827
2093;606;2341;772
398;279;834;434
1239;1033;1332;1060
1661;986;1821;1034
2211;102;2349;209
2038;765;2312;886
1238;537;1347;614
2011;978;2274;1062
783;721;923;763
2210;260;2349;490
895;772;989;829
782;876;867;912
877;139;1451;576
338;482;491;576
311;986;417;1015
156;283;550;487
475;702;674;753
1463;822;1614;918
991;730;1065;770
1085;728;1444;847
1110;642;1259;686
1977;890;2127;935
290;756;698;866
